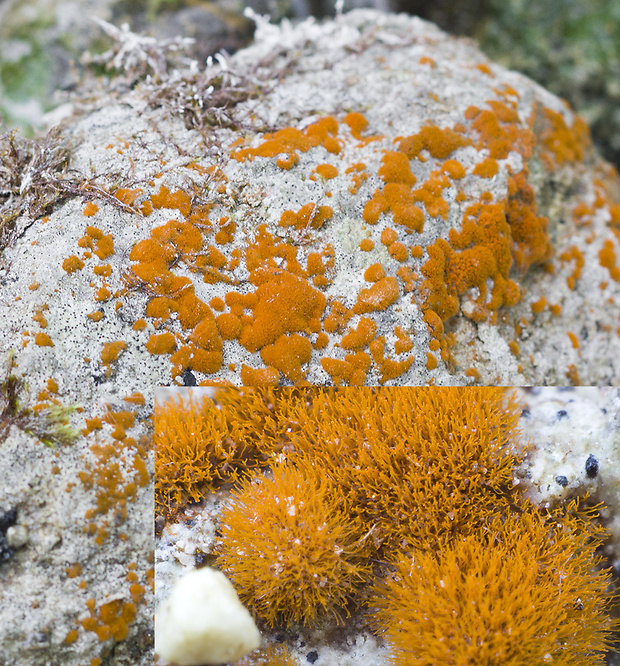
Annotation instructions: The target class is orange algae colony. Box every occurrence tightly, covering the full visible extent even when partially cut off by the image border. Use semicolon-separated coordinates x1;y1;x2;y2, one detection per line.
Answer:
179;387;620;659
118;101;601;385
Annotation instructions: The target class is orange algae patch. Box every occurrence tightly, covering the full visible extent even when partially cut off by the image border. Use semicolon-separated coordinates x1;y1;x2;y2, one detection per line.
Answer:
364;263;386;282
81;599;136;642
315;163;339;179
559;245;585;289
83;201;99;217
83;227;115;261
472;157;499;178
240;365;281;385
238;272;327;353
389;242;409;262
465;104;534;160
378;152;417;185
123;392;145;405
567;332;580;349
65;563;82;578
360;238;374;252
599;240;620;281
150;185;191;218
397;124;472;160
321;355;369;385
232;116;341;166
146;332;177;355
394;326;414;354
216;312;242;340
113;188;143;207
506;170;551;273
420;202;522;323
442;160;466;179
101;341;126;365
260;333;313;382
93;264;112;277
63;255;85;273
35;332;54;347
32;305;48;329
539;108;591;169
341;317;377;351
531;296;547;315
87;311;104;322
65;629;79;645
381;228;398;246
426;353;438;370
411;170;451;220
343;112;369;139
354;277;399;314
95;287;111;302
102;408;135;441
279;203;333;231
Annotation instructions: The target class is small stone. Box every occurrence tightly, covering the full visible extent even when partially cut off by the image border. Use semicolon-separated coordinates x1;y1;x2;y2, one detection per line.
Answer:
155;567;261;666
585;454;599;479
6;525;28;549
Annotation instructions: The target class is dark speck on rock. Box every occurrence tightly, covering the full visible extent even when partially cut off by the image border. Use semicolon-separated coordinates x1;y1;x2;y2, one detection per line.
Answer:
557;410;568;420
521;408;530;418
182;369;197;386
0;508;17;562
0;509;17;531
306;651;319;664
555;475;568;487
585;454;599;478
91;372;106;385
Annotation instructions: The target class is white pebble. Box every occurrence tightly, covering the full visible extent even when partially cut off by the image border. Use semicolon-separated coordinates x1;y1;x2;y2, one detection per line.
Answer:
155;567;260;665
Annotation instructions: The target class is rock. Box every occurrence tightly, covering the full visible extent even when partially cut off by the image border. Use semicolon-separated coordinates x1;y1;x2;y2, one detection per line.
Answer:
4;9;620;665
154;567;261;665
514;387;620;573
2;10;620;393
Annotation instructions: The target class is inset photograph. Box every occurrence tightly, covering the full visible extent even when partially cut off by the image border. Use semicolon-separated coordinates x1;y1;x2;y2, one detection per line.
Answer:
154;387;620;666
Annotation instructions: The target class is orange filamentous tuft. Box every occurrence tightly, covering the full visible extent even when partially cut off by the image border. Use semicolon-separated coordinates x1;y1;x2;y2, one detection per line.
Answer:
281;387;525;552
215;461;371;627
370;500;619;665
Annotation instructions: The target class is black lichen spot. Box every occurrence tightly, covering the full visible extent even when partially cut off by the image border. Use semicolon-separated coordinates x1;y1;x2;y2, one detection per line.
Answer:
555;475;568;487
0;507;17;562
585;454;599;478
520;408;530;418
182;369;196;387
557;410;568;420
306;651;319;664
574;598;584;611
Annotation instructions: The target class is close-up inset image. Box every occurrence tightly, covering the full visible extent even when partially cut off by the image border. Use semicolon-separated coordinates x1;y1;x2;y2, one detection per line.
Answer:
154;387;620;665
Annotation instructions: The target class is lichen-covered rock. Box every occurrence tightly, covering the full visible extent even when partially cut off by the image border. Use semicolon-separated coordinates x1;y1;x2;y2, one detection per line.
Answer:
2;9;620;392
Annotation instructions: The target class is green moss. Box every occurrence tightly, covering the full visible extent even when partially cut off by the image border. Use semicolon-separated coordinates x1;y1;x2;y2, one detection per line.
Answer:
0;353;80;447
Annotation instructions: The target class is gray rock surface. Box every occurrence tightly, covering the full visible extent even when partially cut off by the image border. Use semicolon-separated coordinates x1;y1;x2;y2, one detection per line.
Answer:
4;8;617;386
